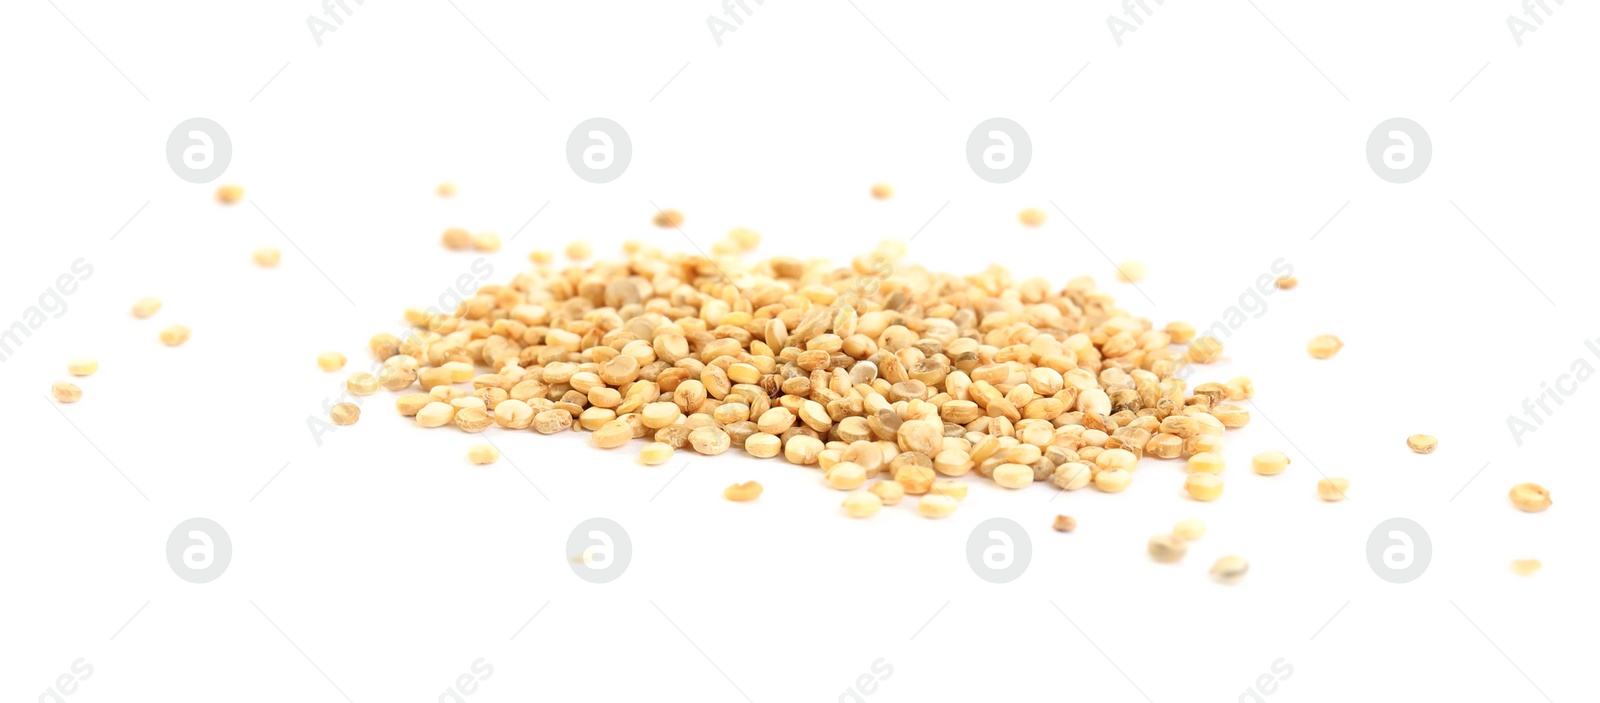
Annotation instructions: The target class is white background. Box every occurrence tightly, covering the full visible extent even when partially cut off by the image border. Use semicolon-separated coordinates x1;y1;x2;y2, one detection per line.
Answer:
2;1;1596;701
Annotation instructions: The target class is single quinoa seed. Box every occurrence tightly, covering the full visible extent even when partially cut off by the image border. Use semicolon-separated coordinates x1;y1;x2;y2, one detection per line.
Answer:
842;491;882;518
330;402;360;425
724;481;763;502
1252;451;1290;476
437;182;457;198
652;209;685;229
442;227;472;250
1317;477;1350;502
1307;334;1344;359
52;381;82;403
1018;208;1046;227
131;297;162;319
467;444;500;465
1510;559;1541;576
1173;518;1206;540
1509;483;1551;512
1211;555;1250;584
1406;434;1437;454
216;184;244;204
1052;515;1077;532
1148;534;1188;563
916;494;958;518
565;240;592;260
67;358;98;376
870;183;893;200
1185;473;1223;501
159;325;191;346
317;351;347;371
1115;260;1146;283
253;246;281;267
1274;275;1297;290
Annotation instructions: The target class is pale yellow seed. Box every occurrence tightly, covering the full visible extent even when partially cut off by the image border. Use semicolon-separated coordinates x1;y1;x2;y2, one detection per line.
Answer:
724;481;762;502
729;227;761;251
869;481;904;506
916;494;958;518
690;426;732;455
442;227;472;250
66;358;98;376
396;393;432;416
1252;450;1290;476
1187;452;1224;474
330;402;360;426
1018;208;1046;227
317;351;347;371
565;241;592;260
492;399;534;430
416;402;456;427
216;184;243;204
930;480;968;500
745;432;782;458
870;183;893;200
346;372;379;396
1509;483;1551;512
1275;275;1297;290
1094;468;1131;493
1053;462;1093;491
1511;559;1542;576
473;232;501;252
159;325;191;346
1211;555;1250;584
467;444;500;465
252;246;281;267
1188;337;1224;363
52;381;82;403
1096;448;1137;472
436;182;457;198
653;209;685;228
1316;477;1350;502
1164;321;1195;344
842;491;882;518
593;419;634;449
1185;473;1224;501
826;462;867;490
1174;518;1206;541
1052;515;1076;532
640;442;675;465
1115;260;1146;283
994;463;1034;489
131;296;162;319
1406;434;1437;454
1148;535;1188;563
1224;376;1254;400
1307;334;1344;359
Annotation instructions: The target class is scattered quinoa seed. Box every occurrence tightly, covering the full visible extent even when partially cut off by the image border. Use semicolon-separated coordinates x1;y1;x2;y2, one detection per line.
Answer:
870;183;893;200
1115;260;1146;283
1252;451;1290;476
330;402;360;425
317;351;347;371
1274;275;1297;290
1052;515;1077;532
437;182;457;197
916;494;958;518
1406;434;1437;454
1148;535;1188;563
216;184;244;204
1211;555;1250;584
442;227;472;250
724;481;763;502
467;444;500;465
1511;559;1541;576
159;325;191;346
1174;518;1206;540
639;442;674;465
473;232;500;252
1509;483;1551;512
346;372;379;396
1184;473;1224;501
842;491;882;518
565;241;592;260
66;358;98;376
652;209;684;229
1307;334;1344;359
132;297;162;319
252;246;281;267
1018;208;1046;227
52;381;82;403
1317;478;1350;502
